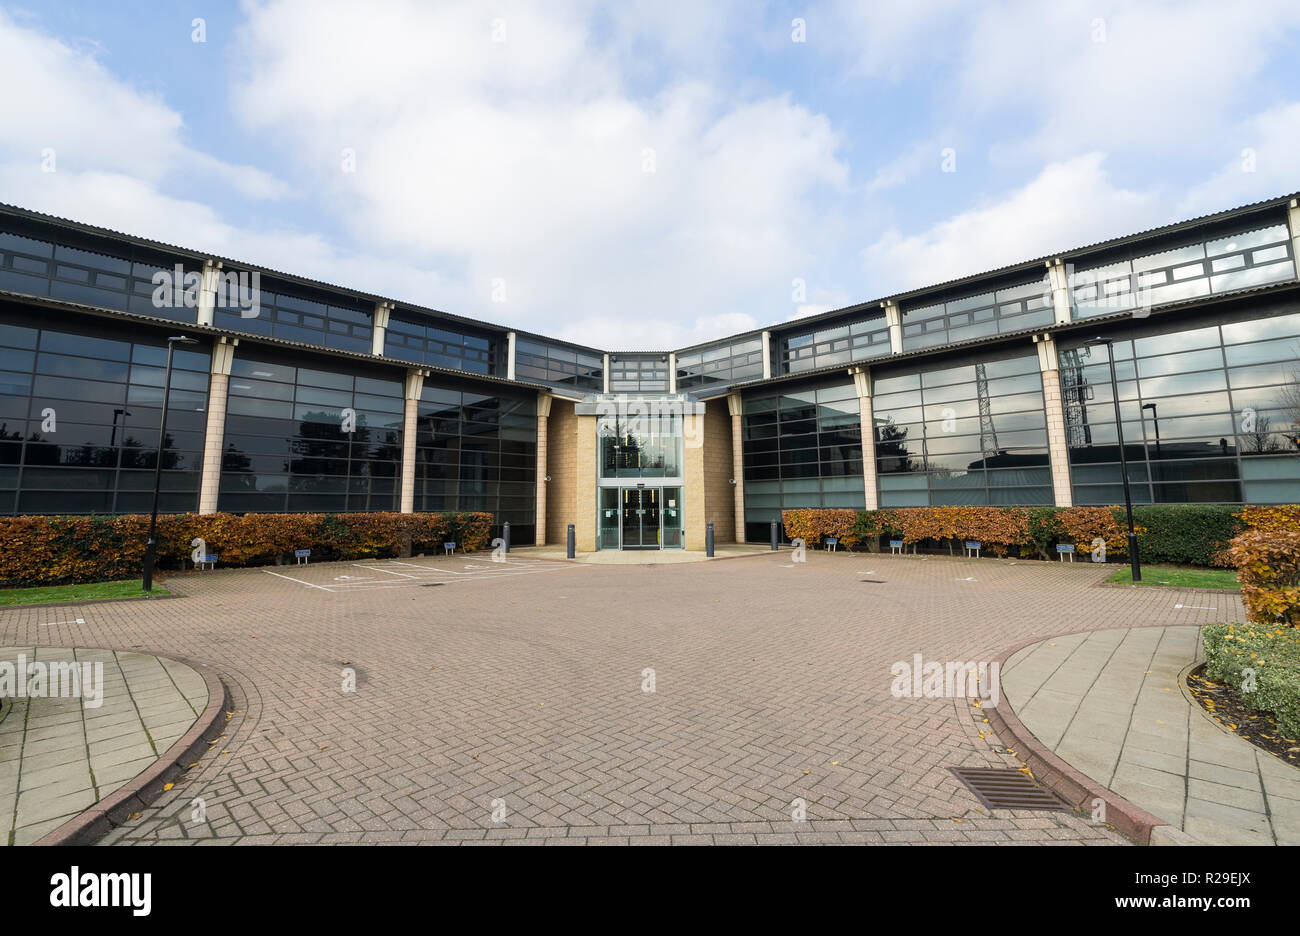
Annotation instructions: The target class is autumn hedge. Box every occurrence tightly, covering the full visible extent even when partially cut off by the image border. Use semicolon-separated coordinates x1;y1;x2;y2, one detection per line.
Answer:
779;504;1299;563
0;512;494;587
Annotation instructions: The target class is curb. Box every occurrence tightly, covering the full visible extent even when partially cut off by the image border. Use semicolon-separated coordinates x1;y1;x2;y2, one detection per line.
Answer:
32;651;229;846
1;594;180;612
983;629;1177;846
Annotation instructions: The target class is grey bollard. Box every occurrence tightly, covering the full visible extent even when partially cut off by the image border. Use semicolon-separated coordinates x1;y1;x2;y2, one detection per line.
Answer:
706;521;715;557
770;521;778;551
567;523;576;559
502;521;510;554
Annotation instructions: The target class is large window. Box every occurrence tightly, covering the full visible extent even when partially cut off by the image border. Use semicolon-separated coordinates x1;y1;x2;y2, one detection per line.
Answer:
871;351;1052;507
0;309;210;514
0;228;197;325
608;354;670;393
741;380;865;540
414;383;536;543
1071;223;1296;320
779;315;891;373
384;313;497;375
514;338;602;391
215;284;374;355
676;337;764;391
1062;307;1300;505
219;349;402;512
901;279;1055;353
598;404;683;479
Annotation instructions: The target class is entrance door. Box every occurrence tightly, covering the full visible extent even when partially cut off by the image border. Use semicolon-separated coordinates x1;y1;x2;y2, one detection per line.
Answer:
621;487;661;549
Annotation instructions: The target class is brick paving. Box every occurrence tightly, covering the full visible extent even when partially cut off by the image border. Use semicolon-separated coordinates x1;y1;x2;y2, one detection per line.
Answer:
0;551;1244;845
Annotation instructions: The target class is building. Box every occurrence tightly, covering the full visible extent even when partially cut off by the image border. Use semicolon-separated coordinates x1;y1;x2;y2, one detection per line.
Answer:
0;195;1297;551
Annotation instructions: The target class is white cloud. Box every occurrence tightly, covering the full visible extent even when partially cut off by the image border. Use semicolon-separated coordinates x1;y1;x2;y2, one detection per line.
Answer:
1178;102;1300;217
860;153;1163;293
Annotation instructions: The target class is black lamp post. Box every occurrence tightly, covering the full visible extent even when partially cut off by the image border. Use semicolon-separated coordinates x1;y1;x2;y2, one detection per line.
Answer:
142;336;197;592
1142;402;1161;461
1085;337;1141;582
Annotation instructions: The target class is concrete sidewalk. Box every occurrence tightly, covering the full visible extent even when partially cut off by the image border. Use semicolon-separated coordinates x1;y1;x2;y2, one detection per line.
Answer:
1002;626;1300;845
0;646;210;845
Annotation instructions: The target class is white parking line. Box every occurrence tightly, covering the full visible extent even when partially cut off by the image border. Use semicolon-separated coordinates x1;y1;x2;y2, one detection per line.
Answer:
262;569;334;591
358;564;418;578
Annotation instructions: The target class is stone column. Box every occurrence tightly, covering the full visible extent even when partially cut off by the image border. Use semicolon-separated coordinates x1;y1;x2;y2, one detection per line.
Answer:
682;409;707;551
198;336;238;514
535;392;552;546
1035;334;1073;507
1046;258;1072;325
196;260;224;327
727;392;745;539
575;412;598;551
400;368;427;513
1289;198;1300;264
882;300;902;355
506;332;517;381
761;331;773;379
851;366;879;510
668;352;677;394
371;301;394;356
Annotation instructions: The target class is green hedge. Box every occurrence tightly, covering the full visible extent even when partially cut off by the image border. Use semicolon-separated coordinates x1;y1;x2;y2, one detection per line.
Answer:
1130;505;1243;566
1203;623;1300;739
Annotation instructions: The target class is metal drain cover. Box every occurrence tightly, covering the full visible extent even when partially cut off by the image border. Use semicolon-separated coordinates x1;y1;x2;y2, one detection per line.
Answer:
949;767;1067;811
860;579;885;583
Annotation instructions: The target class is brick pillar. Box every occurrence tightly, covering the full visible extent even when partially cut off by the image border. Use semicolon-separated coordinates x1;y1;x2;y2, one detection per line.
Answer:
535;392;552;545
198;336;238;514
400;368;427;513
372;301;393;356
1035;334;1073;507
683;409;706;550
727;392;745;539
1046;258;1072;325
851;366;879;510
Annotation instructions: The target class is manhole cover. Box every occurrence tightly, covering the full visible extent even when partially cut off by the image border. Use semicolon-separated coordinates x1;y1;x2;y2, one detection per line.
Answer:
949;767;1067;811
860;579;885;583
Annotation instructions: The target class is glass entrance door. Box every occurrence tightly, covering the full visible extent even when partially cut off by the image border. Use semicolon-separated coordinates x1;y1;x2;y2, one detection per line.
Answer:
620;486;661;549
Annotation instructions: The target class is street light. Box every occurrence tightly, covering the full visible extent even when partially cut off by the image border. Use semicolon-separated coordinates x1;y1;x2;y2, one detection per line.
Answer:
1141;402;1160;461
1085;337;1141;582
142;336;198;592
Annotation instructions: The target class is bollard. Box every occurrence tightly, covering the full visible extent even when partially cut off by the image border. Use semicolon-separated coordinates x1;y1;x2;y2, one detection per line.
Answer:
502;521;511;555
770;521;778;551
567;523;576;559
706;521;715;557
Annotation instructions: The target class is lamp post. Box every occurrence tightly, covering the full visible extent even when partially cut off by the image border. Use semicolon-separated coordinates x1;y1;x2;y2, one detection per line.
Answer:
1085;337;1141;582
1142;402;1161;461
142;336;197;592
110;408;131;449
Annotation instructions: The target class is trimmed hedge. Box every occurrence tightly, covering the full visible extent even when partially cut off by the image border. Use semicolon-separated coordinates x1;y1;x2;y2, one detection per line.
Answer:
1203;623;1300;740
780;504;1299;565
0;512;494;587
1224;528;1300;627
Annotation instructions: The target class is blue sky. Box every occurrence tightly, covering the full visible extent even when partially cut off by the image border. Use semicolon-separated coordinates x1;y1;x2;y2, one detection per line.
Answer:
2;0;1298;350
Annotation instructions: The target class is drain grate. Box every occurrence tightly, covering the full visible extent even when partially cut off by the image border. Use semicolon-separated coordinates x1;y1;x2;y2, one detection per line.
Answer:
949;767;1067;811
420;583;445;587
860;579;885;584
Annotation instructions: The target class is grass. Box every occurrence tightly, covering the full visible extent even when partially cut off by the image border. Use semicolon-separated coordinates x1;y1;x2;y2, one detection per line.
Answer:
0;579;169;607
1105;564;1240;590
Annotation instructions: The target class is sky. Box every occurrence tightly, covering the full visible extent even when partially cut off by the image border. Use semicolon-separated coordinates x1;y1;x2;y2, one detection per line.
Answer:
1;0;1298;350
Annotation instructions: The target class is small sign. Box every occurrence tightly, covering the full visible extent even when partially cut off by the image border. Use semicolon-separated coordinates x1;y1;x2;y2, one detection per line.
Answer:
827;538;838;545
1056;544;1076;552
202;554;218;563
965;541;980;549
889;540;903;547
295;549;311;558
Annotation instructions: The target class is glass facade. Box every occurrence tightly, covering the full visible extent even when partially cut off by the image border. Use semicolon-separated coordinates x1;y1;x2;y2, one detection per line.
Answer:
413;382;537;543
901;278;1055;352
219;348;403;513
1061;305;1300;505
676;337;764;392
215;282;375;355
514;338;602;392
0;229;197;325
741;380;865;541
1072;223;1295;319
872;351;1052;507
780;313;891;373
608;354;670;393
383;313;497;375
0;307;210;514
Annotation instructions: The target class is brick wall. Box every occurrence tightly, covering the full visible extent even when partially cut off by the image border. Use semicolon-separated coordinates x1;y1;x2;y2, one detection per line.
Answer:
545;398;577;545
703;397;736;543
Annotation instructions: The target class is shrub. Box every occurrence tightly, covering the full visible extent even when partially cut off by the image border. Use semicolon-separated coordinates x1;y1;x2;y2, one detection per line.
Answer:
1224;529;1300;627
1203;623;1300;739
1239;505;1300;533
0;511;494;587
1131;504;1243;566
782;508;862;548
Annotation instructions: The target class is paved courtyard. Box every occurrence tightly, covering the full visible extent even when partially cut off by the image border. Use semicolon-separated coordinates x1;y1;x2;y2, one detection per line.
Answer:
0;551;1244;845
